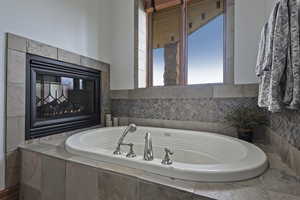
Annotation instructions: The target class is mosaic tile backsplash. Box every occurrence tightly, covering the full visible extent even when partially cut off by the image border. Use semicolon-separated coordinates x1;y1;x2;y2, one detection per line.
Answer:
111;98;258;123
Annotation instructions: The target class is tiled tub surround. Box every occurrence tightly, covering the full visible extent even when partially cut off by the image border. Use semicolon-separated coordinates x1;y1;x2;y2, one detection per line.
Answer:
111;85;260;137
5;33;111;188
111;85;300;176
266;128;300;176
65;127;268;182
269;110;300;151
259;109;300;176
19;136;300;200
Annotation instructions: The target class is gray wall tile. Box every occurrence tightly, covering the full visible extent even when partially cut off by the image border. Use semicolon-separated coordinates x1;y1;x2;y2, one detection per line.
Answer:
213;85;244;98
267;128;300;176
80;56;109;72
58;49;81;65
111;90;129;99
19;148;214;200
243;84;259;97
269;111;300;151
7;83;26;117
101;71;111;118
5;150;20;188
7;33;27;52
99;171;138;200
139;181;195;200
289;146;300;175
7;49;26;84
6;116;25;152
128;86;213;99
41;156;66;200
20;184;41;200
260;168;300;197
119;117;129;126
21;150;42;190
66;162;98;200
27;39;58;60
267;191;300;200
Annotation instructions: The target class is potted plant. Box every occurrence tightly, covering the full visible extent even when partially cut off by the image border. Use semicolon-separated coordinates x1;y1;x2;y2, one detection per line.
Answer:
225;105;268;143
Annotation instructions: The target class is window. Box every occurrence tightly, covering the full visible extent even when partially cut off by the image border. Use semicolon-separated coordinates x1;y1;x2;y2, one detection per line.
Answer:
145;0;224;87
152;5;181;86
153;48;165;86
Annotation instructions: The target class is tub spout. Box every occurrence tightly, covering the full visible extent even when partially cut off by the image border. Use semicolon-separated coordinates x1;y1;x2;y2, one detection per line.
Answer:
144;132;154;161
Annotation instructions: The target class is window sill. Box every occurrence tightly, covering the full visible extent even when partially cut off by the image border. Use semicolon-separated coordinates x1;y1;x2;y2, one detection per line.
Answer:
111;84;258;99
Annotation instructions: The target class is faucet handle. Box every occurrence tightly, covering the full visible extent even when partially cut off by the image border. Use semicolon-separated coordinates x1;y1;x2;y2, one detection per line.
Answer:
164;148;173;155
126;143;136;158
162;148;173;165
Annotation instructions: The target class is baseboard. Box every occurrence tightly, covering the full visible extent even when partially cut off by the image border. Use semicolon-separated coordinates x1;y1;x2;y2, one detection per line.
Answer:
0;185;19;200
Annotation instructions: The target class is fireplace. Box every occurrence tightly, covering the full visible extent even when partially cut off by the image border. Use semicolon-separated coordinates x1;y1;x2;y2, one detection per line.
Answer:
26;54;101;140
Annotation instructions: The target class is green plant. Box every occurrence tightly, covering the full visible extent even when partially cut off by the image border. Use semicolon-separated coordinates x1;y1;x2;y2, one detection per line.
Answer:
225;105;268;130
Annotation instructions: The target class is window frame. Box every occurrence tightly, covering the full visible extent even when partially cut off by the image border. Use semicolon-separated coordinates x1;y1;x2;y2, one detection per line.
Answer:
145;0;227;87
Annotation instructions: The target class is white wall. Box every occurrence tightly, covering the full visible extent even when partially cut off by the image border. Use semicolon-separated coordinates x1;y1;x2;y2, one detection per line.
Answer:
110;0;135;90
234;0;276;84
0;0;112;190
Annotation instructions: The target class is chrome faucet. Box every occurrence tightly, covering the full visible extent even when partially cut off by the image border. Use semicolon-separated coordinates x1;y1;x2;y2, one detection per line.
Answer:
144;132;154;161
113;124;137;155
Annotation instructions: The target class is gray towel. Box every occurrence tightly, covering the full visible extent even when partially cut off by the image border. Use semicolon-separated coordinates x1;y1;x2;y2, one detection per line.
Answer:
257;0;300;112
287;0;300;109
256;2;280;108
269;0;291;112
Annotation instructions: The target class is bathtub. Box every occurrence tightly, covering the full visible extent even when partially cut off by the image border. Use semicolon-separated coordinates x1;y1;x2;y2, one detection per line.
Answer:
65;126;268;182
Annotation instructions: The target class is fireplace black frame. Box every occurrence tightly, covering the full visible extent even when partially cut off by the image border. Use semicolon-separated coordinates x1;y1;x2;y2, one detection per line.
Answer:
25;54;101;140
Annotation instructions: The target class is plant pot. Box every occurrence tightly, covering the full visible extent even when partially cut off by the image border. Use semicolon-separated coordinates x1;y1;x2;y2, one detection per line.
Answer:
237;128;253;143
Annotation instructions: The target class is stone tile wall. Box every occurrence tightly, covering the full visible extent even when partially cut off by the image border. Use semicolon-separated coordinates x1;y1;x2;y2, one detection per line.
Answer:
266;111;300;175
111;84;259;137
112;98;257;123
269;111;300;151
5;33;111;188
18;138;300;200
19;149;212;200
267;128;300;176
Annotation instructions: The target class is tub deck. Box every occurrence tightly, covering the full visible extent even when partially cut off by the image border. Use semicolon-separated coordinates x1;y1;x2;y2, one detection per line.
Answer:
65;127;268;182
18;133;300;200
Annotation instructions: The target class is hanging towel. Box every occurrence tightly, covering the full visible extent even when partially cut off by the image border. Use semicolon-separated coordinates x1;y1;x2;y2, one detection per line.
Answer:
256;24;268;76
256;2;280;76
256;2;280;108
287;0;300;109
268;0;291;112
257;0;300;112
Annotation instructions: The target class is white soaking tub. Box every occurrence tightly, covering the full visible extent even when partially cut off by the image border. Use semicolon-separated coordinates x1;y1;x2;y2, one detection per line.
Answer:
65;126;268;182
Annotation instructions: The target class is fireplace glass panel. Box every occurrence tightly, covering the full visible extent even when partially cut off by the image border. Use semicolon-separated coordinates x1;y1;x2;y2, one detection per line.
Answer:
36;73;95;120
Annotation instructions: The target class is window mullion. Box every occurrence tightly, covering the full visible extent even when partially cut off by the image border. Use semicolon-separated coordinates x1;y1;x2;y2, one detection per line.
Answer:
146;13;153;87
179;0;188;85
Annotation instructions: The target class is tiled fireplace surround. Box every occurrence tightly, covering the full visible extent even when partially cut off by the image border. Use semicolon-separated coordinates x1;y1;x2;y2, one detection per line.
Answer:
4;33;300;199
5;33;111;188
